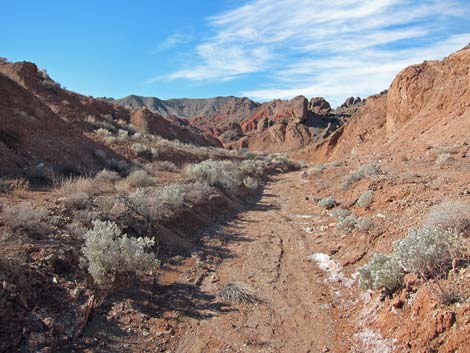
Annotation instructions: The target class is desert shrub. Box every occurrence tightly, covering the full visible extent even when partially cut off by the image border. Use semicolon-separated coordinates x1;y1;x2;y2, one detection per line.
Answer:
63;192;89;209
342;163;381;190
59;176;96;195
355;217;372;231
95;170;121;184
104;136;117;145
126;170;154;187
307;164;325;176
393;227;461;276
318;196;336;209
0;178;29;194
83;220;157;285
436;153;452;165
147;161;178;173
243;177;259;190
186;160;241;192
358;254;404;291
2;203;48;231
357;190;374;208
95;128;112;136
337;214;358;233
129;183;186;220
105;159;129;173
219;281;258;304
267;153;299;171
425;201;470;235
117;129;129;141
184;182;215;203
330;208;352;220
131;143;151;158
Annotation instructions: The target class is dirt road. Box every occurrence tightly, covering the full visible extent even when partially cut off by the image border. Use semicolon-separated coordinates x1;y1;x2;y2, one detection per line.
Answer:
174;172;355;353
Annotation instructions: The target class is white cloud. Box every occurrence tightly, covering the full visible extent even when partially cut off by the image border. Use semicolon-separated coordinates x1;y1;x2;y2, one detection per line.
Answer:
157;0;469;105
153;32;192;53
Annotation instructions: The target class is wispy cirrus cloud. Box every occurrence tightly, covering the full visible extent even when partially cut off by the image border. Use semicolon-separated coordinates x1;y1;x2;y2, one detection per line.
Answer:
153;0;469;105
152;32;193;54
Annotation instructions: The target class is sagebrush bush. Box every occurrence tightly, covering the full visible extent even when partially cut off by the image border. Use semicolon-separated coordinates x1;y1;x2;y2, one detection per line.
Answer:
318;196;336;209
342;163;381;190
355;217;372;231
393;227;461;276
95;128;112;136
357;190;374;208
436;153;452;165
358;254;404;291
2;203;48;231
337;214;357;233
425;201;470;235
186;160;241;192
83;220;157;285
129;183;187;220
243;177;259;190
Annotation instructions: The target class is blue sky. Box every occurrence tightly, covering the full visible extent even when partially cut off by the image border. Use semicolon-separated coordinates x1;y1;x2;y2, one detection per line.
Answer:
2;0;469;106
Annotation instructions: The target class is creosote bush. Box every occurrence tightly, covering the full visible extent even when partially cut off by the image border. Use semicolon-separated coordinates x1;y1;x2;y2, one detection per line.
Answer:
83;220;157;285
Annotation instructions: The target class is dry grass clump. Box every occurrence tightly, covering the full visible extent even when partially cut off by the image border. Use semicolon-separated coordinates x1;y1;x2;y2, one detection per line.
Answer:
219;281;259;304
62;192;89;209
59;176;96;195
425;201;470;235
2;202;48;231
148;161;179;172
0;178;29;194
125;170;155;188
82;220;157;285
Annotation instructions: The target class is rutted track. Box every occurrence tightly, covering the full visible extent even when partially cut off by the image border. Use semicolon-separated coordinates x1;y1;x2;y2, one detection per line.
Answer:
173;172;349;353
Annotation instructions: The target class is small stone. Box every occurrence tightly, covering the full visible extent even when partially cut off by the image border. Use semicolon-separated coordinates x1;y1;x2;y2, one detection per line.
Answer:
392;299;404;309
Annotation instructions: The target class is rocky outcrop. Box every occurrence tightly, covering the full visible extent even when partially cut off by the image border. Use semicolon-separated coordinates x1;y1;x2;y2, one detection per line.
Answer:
298;46;470;162
0;61;130;127
241;95;309;132
130;109;222;147
0;73;119;177
227;121;314;152
309;97;331;116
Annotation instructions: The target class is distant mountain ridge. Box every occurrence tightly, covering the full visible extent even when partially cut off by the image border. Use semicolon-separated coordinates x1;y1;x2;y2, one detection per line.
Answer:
115;95;260;121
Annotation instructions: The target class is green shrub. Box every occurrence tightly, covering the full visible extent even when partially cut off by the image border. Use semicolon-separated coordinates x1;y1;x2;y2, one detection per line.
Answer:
83;220;157;285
